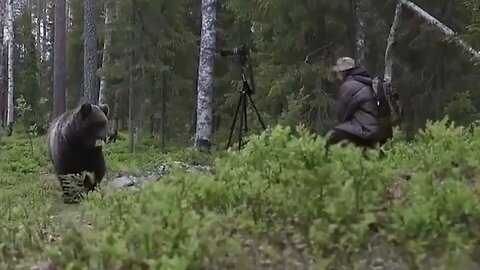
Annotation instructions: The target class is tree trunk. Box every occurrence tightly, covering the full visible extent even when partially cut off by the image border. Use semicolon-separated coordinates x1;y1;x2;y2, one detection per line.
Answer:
98;0;114;105
128;49;134;153
83;0;98;104
128;5;135;153
189;64;198;140
352;0;367;66
112;78;119;135
194;0;217;151
113;93;119;133
47;0;54;65
53;0;66;119
35;0;42;58
66;0;72;31
36;0;43;108
41;0;47;61
161;73;167;151
0;0;5;127
6;0;14;135
384;1;403;81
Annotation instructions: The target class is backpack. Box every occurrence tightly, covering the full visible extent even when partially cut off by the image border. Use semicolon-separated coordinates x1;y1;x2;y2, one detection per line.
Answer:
371;77;404;126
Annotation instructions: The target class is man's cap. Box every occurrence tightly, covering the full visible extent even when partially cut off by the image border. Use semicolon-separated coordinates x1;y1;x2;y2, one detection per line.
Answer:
332;57;356;72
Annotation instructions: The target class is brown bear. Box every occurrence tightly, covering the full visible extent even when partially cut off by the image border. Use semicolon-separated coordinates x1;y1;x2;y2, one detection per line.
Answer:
47;102;110;202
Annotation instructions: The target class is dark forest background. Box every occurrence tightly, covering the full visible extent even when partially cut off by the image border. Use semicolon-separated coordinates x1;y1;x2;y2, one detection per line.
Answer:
1;0;480;148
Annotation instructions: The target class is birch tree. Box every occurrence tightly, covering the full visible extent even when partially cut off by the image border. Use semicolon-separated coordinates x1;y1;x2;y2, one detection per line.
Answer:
98;0;114;105
128;3;135;153
66;0;72;31
0;0;5;126
6;0;14;135
352;0;367;66
83;0;98;104
194;0;217;151
384;1;403;81
34;0;43;98
35;0;42;57
41;0;47;60
53;0;66;119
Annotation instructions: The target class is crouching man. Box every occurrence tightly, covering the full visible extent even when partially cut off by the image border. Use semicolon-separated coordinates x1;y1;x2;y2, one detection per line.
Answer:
325;57;382;153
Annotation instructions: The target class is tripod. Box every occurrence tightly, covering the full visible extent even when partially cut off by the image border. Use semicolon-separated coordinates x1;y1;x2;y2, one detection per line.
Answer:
226;66;266;150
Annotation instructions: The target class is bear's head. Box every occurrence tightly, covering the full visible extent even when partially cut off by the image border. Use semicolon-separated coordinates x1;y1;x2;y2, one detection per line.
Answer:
73;102;110;148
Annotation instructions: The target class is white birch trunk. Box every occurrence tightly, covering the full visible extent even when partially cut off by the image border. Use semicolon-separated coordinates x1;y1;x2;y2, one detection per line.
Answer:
66;0;71;32
400;0;480;62
352;0;367;66
34;0;42;103
0;0;5;126
194;0;217;150
1;1;4;63
98;0;114;105
6;0;14;131
35;0;42;56
384;1;403;81
41;0;46;61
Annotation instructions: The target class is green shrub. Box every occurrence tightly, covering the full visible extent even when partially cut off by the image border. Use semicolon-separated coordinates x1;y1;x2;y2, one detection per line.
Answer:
43;121;480;268
2;120;480;269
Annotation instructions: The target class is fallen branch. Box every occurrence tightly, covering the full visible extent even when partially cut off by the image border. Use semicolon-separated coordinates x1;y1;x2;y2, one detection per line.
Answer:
304;39;336;64
400;0;480;62
304;34;346;64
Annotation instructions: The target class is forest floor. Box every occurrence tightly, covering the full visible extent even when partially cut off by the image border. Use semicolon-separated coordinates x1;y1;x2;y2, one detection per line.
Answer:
2;121;480;269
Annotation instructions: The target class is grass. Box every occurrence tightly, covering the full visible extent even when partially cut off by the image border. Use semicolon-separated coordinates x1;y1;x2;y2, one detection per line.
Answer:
1;119;480;269
0;133;193;269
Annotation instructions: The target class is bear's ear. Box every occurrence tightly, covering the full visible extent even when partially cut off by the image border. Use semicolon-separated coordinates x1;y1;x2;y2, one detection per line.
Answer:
99;103;109;117
79;103;92;118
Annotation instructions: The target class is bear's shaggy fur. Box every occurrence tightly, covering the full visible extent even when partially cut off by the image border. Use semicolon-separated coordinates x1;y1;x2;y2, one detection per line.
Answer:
47;103;110;195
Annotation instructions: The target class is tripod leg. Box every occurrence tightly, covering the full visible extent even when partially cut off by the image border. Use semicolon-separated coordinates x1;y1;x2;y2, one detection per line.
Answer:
237;91;249;150
243;91;248;132
227;93;243;149
238;94;245;151
246;93;267;129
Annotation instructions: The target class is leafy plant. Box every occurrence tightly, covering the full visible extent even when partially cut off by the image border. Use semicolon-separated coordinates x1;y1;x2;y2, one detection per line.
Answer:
2;121;480;268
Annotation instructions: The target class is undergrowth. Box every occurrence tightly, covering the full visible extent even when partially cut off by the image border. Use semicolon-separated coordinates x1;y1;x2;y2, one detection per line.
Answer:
1;119;480;269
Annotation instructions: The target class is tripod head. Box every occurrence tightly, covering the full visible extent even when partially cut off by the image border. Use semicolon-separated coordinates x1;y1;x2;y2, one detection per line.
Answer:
218;44;256;95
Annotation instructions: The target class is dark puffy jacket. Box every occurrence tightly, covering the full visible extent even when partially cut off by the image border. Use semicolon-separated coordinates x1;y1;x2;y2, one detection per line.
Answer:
333;67;380;141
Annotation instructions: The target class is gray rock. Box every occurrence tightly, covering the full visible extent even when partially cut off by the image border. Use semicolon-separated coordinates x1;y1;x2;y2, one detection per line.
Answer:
107;162;213;191
30;261;56;270
109;176;136;189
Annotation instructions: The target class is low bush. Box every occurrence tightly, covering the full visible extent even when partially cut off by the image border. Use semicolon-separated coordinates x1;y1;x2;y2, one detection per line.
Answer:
2;120;480;269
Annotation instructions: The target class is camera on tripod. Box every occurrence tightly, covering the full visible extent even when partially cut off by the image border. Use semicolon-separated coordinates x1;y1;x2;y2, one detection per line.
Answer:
219;44;249;58
219;44;255;95
217;44;265;150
